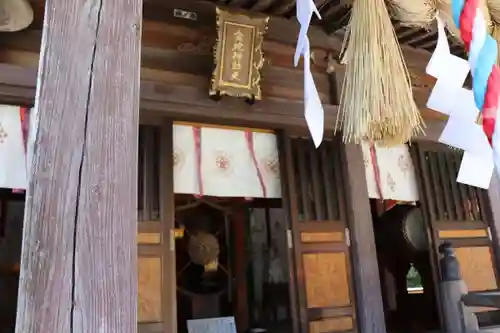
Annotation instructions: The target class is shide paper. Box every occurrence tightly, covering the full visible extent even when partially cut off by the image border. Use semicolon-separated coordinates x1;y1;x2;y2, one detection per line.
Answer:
295;0;323;148
426;14;494;189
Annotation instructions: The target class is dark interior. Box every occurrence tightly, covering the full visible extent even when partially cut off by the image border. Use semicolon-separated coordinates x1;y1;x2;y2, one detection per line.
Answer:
174;196;292;333
0;191;24;333
371;201;440;333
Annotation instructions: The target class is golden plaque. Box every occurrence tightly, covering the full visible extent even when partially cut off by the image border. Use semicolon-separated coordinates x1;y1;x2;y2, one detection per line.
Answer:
210;7;269;100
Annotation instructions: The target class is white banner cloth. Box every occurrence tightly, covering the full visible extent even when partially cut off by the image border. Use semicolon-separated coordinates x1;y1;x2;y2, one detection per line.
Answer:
361;143;420;201
0;105;27;189
173;124;281;198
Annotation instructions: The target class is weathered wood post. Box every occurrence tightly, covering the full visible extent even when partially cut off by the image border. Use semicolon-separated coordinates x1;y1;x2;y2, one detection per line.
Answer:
341;142;387;333
14;1;142;333
331;55;387;333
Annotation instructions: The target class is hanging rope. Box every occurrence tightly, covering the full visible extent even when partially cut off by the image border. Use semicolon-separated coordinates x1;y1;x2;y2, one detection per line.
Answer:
452;0;500;177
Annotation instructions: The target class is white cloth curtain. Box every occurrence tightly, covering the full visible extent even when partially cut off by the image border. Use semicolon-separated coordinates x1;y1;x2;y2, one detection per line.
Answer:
361;142;420;201
0;105;27;189
173;124;281;198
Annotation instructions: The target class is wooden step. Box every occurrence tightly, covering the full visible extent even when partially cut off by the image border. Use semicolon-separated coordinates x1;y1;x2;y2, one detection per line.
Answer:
476;326;500;333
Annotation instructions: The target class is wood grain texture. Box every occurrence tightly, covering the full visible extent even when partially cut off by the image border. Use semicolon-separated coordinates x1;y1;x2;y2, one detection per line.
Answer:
300;231;343;243
137;233;161;244
438;229;488;239
303;252;350;308
455;247;497;292
341;143;386;333
15;0;142;332
138;257;162;322
309;316;353;333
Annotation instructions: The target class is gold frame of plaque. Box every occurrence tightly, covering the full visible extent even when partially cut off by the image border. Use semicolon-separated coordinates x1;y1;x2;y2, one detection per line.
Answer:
210;7;269;100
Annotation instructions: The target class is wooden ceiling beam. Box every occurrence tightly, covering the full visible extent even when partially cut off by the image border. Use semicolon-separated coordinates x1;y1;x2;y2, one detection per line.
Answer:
25;0;433;74
0;59;446;141
251;0;275;12
419;39;438;50
321;0;349;21
0;46;437;118
0;61;338;129
0;41;332;103
406;30;436;46
0;21;331;72
3;0;438;133
226;0;253;8
141;0;433;70
25;0;434;75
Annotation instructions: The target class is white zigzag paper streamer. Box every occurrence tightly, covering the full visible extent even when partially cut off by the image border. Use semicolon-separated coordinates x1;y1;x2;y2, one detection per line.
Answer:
425;14;494;189
295;0;324;148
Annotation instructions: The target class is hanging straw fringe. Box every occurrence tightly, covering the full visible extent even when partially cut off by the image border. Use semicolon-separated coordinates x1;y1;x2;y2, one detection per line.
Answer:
488;0;500;65
492;25;500;66
488;0;500;23
387;0;437;28
383;0;492;41
436;0;463;39
337;0;424;147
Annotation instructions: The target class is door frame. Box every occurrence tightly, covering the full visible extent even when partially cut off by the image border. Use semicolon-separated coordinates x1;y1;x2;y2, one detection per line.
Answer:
157;122;389;333
159;119;177;333
411;141;500;329
278;132;386;333
277;130;301;333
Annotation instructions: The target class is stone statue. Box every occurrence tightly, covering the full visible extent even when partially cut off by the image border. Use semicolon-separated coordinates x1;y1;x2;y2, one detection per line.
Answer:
439;241;462;282
0;0;33;32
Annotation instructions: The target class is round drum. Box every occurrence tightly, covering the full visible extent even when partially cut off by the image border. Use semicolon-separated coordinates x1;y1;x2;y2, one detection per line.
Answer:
375;205;429;254
401;207;428;252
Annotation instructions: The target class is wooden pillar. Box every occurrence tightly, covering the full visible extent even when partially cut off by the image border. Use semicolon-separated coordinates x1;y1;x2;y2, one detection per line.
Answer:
232;207;249;332
159;120;177;333
341;143;387;333
15;1;142;333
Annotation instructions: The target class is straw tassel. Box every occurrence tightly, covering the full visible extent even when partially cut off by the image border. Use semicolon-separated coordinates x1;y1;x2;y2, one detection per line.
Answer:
337;0;424;147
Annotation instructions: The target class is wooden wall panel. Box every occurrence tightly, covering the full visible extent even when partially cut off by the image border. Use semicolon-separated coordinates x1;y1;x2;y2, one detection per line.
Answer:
300;231;344;243
138;257;162;323
439;229;488;239
455;247;497;292
303;252;351;308
309;317;353;333
137;233;161;244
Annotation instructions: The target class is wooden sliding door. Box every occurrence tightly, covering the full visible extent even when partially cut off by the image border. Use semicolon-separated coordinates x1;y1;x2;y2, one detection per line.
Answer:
137;123;176;333
411;143;498;291
279;134;357;333
411;143;499;324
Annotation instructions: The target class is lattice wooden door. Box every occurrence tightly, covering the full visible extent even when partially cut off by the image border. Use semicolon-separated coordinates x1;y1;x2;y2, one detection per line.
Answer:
137;123;176;333
279;134;357;333
411;142;499;324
